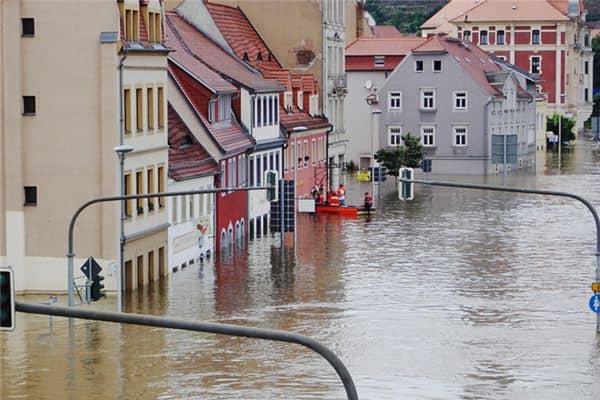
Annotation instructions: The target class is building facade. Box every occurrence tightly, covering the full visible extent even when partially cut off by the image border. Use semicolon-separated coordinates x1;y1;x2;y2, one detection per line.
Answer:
345;36;426;169
1;0;169;293
422;0;594;131
376;36;538;175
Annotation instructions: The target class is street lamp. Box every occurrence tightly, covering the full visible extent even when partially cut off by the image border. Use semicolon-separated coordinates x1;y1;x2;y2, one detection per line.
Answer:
558;93;566;172
114;144;133;312
371;109;382;204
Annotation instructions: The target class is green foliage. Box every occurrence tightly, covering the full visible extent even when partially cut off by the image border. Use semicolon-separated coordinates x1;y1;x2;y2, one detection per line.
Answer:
365;0;445;34
593;35;600;90
546;113;576;144
374;133;424;176
345;160;357;171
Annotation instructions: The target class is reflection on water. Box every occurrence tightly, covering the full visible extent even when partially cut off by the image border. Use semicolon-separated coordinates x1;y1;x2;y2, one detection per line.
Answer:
3;141;600;399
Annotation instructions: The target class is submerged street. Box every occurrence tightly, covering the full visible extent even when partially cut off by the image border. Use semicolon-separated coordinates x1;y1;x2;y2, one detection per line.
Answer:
3;143;600;399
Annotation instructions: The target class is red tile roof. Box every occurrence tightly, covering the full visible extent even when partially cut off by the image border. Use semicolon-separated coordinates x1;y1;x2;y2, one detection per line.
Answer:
450;0;568;23
204;2;282;70
168;104;218;181
413;35;503;96
279;111;330;131
166;11;282;93
371;25;404;37
346;37;427;56
169;62;254;155
165;17;237;93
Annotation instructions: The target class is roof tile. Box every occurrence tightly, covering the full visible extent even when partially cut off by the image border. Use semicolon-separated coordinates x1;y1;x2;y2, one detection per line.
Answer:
346;37;427;56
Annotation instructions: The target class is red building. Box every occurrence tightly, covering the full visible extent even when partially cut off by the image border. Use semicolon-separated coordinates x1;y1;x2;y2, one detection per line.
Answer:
165;14;257;250
422;0;593;129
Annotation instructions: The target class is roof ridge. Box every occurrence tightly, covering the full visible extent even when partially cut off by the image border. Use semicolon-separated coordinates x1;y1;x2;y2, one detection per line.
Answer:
450;0;490;22
234;5;284;69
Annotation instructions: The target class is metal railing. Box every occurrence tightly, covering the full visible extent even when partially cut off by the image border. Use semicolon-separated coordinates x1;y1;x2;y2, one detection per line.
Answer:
16;301;359;399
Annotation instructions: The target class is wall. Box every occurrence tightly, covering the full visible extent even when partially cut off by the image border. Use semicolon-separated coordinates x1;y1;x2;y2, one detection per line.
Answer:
378;53;490;175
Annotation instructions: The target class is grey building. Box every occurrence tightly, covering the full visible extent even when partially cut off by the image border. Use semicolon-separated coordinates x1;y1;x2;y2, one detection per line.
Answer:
374;35;538;175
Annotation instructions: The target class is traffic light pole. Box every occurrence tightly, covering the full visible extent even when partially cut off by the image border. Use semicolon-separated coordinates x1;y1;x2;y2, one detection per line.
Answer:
67;186;273;307
399;177;600;333
15;301;359;400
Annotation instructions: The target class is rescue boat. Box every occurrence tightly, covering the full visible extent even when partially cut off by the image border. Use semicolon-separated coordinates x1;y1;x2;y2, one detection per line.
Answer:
315;205;376;217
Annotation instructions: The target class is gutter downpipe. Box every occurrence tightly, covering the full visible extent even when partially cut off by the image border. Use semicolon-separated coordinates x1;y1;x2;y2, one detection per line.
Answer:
325;117;334;191
117;50;128;311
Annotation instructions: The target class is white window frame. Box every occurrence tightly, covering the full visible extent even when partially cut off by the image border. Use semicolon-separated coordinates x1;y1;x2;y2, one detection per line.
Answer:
297;91;304;111
387;126;403;147
415;60;424;72
530;56;542;74
374;56;385;67
453;126;468;147
463;30;471;41
432;59;442;72
496;30;505;45
387;91;402;111
453;91;468;111
284;91;293;111
420;89;436;110
480;30;488;45
531;29;541;45
420;125;435;147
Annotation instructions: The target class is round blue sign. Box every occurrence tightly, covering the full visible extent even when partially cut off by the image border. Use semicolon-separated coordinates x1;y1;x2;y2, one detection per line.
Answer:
589;294;600;314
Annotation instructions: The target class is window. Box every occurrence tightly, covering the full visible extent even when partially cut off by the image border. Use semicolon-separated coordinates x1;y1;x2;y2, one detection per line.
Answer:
22;18;34;36
388;92;402;111
124;89;131;133
421;126;435;147
132;10;139;42
124;173;132;216
257;97;262;127
157;166;165;208
24;186;37;206
218;95;231;122
303;142;308;166
463;30;471;41
497;55;507;62
387;126;402;146
531;29;540;45
147;87;154;130
149;12;161;42
433;60;442;72
136;170;144;214
147;168;155;211
136;88;143;132
415;60;423;72
23;96;36;115
530;56;541;74
453;126;468;146
209;99;216;123
284;91;293;111
497;30;505;45
584;34;590;47
585;61;589;75
157;87;164;129
374;56;385;67
454;91;467;110
420;89;436;110
585;88;589;102
263;97;268;126
312;139;317;166
249;157;255;184
125;9;132;41
480;30;488;45
297;92;303;111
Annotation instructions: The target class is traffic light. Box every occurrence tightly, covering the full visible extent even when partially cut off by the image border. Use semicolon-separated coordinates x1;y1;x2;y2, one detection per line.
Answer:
90;270;105;302
399;167;414;201
0;266;15;331
264;170;279;202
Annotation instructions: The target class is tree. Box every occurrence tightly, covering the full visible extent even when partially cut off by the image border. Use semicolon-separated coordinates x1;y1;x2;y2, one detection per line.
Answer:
546;113;576;145
374;133;424;176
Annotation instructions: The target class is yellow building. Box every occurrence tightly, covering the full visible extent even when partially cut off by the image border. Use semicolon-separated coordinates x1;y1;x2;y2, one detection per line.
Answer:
0;0;169;294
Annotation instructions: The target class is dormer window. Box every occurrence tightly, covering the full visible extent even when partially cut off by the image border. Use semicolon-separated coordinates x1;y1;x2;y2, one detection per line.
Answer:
124;8;139;42
218;95;231;122
374;56;385;67
148;11;162;43
297;91;304;111
284;91;293;112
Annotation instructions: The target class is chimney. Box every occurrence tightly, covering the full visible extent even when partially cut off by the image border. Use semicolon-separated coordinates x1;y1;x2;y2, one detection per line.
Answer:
356;1;365;38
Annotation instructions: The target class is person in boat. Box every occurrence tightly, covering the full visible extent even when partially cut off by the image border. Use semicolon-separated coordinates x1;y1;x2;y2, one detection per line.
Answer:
337;184;346;206
327;190;340;207
316;186;325;205
363;192;373;211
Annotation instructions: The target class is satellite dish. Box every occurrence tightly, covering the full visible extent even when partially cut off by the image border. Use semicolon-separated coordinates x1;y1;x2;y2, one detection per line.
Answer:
365;80;373;90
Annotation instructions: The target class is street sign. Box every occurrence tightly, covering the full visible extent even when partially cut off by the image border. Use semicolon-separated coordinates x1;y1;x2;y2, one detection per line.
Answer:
589;294;600;314
80;256;102;277
592;282;600;293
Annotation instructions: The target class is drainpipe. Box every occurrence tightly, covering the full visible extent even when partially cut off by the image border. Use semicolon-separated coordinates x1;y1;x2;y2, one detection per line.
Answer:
117;49;128;311
324;117;334;191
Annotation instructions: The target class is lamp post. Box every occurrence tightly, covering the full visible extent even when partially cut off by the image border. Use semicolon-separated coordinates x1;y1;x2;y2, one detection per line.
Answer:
558;93;566;172
371;109;382;205
114;144;133;312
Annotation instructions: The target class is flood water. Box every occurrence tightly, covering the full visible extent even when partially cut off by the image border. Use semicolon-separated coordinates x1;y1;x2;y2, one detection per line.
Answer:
3;142;600;399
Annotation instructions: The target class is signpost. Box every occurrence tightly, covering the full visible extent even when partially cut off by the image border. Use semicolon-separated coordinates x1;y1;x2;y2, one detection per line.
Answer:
589;294;600;314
